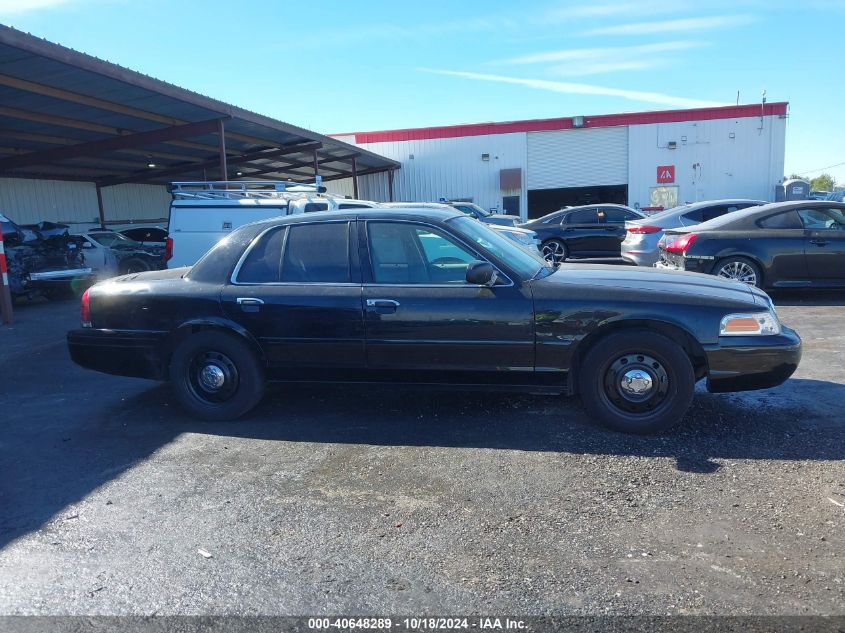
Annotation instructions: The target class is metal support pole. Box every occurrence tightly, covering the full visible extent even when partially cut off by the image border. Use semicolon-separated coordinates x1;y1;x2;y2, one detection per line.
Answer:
388;169;395;202
351;156;359;199
313;150;319;179
0;223;14;325
217;119;228;182
95;185;106;229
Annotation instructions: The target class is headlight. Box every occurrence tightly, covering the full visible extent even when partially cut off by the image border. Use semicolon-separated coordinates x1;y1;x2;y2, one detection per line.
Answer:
719;311;781;336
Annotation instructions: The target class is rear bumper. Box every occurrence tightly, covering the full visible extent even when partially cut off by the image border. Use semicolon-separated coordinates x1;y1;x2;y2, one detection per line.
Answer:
67;328;168;380
621;249;658;267
705;325;802;393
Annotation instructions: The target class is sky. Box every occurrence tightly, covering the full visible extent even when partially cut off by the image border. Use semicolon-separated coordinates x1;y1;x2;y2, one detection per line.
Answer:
2;0;843;184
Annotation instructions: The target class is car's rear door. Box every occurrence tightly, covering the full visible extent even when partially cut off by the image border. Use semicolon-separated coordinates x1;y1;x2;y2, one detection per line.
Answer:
220;220;365;376
359;219;534;383
797;207;845;283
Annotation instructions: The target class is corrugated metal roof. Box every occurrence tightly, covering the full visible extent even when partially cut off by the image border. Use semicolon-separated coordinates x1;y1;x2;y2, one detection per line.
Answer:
0;25;399;186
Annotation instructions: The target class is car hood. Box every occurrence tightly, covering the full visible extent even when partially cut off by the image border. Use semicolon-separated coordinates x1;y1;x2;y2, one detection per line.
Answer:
535;264;766;306
483;215;519;226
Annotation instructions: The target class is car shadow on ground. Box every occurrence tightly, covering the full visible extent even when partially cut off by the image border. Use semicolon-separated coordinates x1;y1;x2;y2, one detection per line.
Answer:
770;289;845;306
1;371;843;551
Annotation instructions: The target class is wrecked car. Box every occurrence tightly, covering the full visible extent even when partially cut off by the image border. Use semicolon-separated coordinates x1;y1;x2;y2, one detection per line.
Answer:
79;230;167;276
0;214;93;300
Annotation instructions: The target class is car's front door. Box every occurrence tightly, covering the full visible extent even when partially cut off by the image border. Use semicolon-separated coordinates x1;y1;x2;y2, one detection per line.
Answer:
560;208;601;256
598;207;641;256
220;220;366;377
798;207;845;283
360;220;535;383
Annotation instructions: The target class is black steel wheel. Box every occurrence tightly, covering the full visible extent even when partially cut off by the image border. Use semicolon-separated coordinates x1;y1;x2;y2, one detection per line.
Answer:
578;330;695;434
170;331;265;421
541;239;568;264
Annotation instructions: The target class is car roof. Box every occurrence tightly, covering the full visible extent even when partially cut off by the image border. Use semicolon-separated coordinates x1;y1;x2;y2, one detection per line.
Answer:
244;207;464;231
675;200;845;232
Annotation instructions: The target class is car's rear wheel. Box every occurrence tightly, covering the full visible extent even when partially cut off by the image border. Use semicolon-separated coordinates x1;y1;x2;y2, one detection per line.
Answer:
169;331;265;421
578;330;695;434
120;257;151;275
715;257;762;288
541;239;568;264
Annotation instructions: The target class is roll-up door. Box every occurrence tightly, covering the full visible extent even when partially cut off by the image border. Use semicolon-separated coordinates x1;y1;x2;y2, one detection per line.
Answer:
527;127;628;190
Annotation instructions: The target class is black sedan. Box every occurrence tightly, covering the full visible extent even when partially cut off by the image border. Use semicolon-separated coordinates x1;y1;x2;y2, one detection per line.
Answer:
522;204;645;263
68;208;800;434
656;201;845;289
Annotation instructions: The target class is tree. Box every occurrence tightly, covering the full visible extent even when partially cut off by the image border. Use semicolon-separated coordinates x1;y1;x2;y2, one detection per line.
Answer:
810;173;835;192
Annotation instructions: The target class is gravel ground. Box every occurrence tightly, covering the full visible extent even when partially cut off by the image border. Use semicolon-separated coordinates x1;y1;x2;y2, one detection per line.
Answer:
0;292;843;616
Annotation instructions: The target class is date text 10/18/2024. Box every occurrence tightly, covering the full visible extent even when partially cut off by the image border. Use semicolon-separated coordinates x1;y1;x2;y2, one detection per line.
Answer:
307;617;528;630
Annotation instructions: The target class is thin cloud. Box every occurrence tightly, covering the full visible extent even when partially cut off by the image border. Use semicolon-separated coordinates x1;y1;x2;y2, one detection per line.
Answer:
0;0;72;13
420;68;727;109
541;1;695;21
547;60;662;77
499;41;706;65
584;15;756;36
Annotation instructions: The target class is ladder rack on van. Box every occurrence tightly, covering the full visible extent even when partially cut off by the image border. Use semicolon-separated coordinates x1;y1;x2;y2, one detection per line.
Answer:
169;179;326;200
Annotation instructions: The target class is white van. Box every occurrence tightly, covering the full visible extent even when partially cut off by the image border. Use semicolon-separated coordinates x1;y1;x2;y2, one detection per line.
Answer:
166;180;379;268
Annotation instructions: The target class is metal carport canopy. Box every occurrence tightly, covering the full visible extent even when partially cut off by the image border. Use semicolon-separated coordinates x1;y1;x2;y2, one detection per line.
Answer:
0;25;400;190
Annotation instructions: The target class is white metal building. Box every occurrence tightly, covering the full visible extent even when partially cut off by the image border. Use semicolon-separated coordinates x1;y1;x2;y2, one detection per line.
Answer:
331;103;789;220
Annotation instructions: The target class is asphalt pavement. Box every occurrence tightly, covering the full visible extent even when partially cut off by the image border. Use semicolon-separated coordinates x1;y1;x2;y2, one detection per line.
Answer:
0;292;843;615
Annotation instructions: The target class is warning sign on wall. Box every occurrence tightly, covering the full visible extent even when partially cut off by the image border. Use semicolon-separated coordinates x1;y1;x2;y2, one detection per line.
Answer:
657;165;675;184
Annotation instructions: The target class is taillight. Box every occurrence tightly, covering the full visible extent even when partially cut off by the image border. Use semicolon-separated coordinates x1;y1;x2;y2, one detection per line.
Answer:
80;289;91;327
627;225;661;234
664;233;698;254
164;237;173;262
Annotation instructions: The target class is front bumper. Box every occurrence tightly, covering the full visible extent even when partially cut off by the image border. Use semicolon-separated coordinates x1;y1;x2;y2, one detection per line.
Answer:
67;328;168;380
705;325;802;393
29;267;93;282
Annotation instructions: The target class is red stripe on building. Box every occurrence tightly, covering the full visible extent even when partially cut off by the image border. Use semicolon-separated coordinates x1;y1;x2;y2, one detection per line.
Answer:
333;103;789;144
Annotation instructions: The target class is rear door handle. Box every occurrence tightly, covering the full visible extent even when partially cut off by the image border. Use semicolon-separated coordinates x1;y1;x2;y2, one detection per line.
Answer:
366;298;400;311
810;239;828;246
237;297;264;312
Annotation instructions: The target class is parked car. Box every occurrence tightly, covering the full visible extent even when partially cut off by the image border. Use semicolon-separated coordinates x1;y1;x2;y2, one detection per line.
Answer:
121;226;168;246
167;180;380;267
79;230;167;276
824;190;845;203
447;201;520;227
521;204;645;263
656;201;845;288
621;199;764;267
68;207;801;434
809;190;831;201
0;214;92;299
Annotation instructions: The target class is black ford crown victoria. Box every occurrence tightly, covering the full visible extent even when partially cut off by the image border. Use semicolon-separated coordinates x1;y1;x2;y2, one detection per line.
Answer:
68;208;801;434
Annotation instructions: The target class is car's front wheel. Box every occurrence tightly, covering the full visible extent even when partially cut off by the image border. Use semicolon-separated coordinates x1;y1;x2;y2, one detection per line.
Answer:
169;331;265;421
541;239;568;264
578;330;695;434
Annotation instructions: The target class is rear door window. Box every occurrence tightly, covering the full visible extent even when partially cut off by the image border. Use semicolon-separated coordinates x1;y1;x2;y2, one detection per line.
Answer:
280;222;351;283
564;209;598;225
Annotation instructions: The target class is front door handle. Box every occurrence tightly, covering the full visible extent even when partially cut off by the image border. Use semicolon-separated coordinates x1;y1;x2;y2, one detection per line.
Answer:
237;297;264;312
810;239;828;246
366;298;400;311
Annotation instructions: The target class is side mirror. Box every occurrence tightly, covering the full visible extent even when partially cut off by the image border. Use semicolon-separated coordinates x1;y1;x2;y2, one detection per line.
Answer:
466;260;499;287
82;241;94;249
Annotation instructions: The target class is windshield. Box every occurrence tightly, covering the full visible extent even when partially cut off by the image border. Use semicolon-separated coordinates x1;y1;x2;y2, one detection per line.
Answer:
454;203;491;217
448;215;550;279
89;232;141;247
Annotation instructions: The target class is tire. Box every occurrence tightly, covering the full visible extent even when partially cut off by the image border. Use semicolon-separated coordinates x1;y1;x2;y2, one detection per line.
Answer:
714;256;762;288
120;257;151;275
541;239;568;264
578;330;695;434
169;331;265;421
